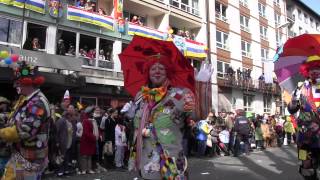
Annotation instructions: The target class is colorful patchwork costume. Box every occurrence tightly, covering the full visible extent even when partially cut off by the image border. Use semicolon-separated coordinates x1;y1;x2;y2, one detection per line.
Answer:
0;61;50;180
288;56;320;179
131;86;194;180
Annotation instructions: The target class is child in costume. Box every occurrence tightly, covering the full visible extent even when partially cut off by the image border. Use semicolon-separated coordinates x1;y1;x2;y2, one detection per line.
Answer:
0;61;50;180
0;97;11;178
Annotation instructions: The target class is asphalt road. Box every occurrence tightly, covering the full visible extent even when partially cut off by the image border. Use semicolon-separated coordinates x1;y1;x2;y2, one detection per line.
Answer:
45;145;303;180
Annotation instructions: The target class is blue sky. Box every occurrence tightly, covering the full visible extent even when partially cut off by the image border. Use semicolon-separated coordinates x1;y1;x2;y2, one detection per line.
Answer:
300;0;320;15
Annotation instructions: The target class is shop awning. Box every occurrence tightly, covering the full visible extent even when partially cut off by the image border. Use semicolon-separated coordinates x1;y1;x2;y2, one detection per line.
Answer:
0;45;83;71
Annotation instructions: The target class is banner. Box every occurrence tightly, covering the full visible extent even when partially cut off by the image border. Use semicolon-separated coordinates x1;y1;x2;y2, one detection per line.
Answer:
67;6;114;31
113;0;123;19
128;23;164;40
0;0;46;14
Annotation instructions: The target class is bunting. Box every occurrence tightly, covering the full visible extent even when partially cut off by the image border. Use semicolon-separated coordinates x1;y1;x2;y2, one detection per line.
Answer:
0;0;45;14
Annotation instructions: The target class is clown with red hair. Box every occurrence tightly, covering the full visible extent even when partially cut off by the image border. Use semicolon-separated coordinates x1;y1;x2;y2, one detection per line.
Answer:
0;61;50;180
288;55;320;179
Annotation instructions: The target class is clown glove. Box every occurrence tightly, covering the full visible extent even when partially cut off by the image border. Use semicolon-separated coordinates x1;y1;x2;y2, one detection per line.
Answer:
195;61;214;82
0;125;19;142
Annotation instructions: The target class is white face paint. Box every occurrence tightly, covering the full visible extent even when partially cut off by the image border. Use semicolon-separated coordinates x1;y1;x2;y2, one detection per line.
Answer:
16;87;21;94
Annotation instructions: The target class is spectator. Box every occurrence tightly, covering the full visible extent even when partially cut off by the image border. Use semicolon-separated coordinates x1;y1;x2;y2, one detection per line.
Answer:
219;125;230;156
233;109;251;157
79;48;87;57
114;118;127;169
100;108;117;169
196;118;210;157
76;0;86;8
79;106;96;174
67;43;75;56
185;31;191;39
31;37;41;51
259;73;265;88
191;33;196;40
261;118;271;148
98;49;106;60
98;8;106;15
131;16;142;25
0;97;10;177
283;116;295;145
84;0;94;12
57;39;66;55
254;118;264;150
55;110;74;177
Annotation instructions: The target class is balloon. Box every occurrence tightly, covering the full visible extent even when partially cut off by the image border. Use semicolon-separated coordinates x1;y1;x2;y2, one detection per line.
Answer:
11;54;19;62
4;57;12;65
0;51;9;59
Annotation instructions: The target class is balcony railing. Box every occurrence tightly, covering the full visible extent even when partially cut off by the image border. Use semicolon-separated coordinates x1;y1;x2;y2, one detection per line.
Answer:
217;76;281;95
169;0;199;16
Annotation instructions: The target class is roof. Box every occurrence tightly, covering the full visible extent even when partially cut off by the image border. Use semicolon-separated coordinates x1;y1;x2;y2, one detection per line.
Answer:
295;0;320;19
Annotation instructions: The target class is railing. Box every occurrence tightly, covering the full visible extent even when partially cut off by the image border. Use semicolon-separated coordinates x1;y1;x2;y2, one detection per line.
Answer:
169;0;199;16
216;12;227;22
80;56;114;70
217;77;281;95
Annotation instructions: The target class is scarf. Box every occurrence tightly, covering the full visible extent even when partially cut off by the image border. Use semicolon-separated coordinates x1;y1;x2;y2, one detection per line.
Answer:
136;84;168;169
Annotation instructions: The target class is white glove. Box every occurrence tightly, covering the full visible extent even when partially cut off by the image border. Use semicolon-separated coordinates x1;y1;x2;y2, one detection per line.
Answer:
195;61;214;82
121;101;136;119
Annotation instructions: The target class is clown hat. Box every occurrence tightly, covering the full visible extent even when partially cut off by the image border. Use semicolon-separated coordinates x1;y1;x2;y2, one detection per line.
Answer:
13;61;45;86
63;90;70;101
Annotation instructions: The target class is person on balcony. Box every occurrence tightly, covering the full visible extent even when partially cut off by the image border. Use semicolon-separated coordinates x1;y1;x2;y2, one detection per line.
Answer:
227;67;235;85
76;0;86;8
31;37;41;51
57;39;66;56
98;49;106;60
98;8;106;15
131;16;142;26
259;73;265;89
237;68;242;86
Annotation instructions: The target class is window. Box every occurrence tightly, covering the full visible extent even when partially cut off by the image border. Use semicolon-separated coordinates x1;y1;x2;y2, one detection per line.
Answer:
310;18;314;27
276;29;281;47
263;96;272;113
215;2;227;22
56;30;76;56
258;3;266;18
79;34;96;66
317;22;320;31
261;48;268;61
0;17;22;47
243;94;253;112
24;23;47;51
299;26;303;35
98;38;114;69
304;13;308;24
274;13;280;26
274;0;280;6
241;40;251;57
239;0;248;7
298;10;302;20
216;31;229;50
260;25;267;40
217;61;230;79
240;15;249;32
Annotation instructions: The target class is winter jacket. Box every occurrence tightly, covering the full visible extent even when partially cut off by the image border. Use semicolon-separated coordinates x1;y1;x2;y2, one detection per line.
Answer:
80;116;96;155
234;116;250;135
196;120;210;141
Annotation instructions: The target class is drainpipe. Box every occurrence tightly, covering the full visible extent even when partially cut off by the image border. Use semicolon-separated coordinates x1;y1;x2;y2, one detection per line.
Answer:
204;0;211;116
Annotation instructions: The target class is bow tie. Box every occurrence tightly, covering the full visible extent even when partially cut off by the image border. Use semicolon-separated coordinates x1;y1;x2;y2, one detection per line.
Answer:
141;86;167;102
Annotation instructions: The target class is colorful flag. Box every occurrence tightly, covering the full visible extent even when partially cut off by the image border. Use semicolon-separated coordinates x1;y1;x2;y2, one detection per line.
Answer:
113;0;123;19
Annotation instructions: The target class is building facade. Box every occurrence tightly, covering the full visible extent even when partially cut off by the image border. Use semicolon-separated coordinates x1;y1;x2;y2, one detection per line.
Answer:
0;0;208;109
210;0;285;115
286;0;320;38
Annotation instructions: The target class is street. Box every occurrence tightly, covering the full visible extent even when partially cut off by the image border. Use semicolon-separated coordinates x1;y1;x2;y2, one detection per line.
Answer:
45;145;303;180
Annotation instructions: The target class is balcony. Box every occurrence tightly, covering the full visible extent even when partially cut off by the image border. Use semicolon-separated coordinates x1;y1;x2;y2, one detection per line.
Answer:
217;77;281;95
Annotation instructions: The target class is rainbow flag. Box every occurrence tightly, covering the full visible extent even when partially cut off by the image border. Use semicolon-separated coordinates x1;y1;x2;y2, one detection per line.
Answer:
0;0;45;13
184;39;207;58
128;23;164;40
67;6;114;31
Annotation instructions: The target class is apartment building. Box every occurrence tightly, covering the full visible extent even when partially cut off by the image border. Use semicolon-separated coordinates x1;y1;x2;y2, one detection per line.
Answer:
286;0;320;38
211;0;285;115
0;0;208;109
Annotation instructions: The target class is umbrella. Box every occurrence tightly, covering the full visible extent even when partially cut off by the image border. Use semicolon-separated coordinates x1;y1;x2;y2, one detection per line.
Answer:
119;36;195;97
274;34;320;93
